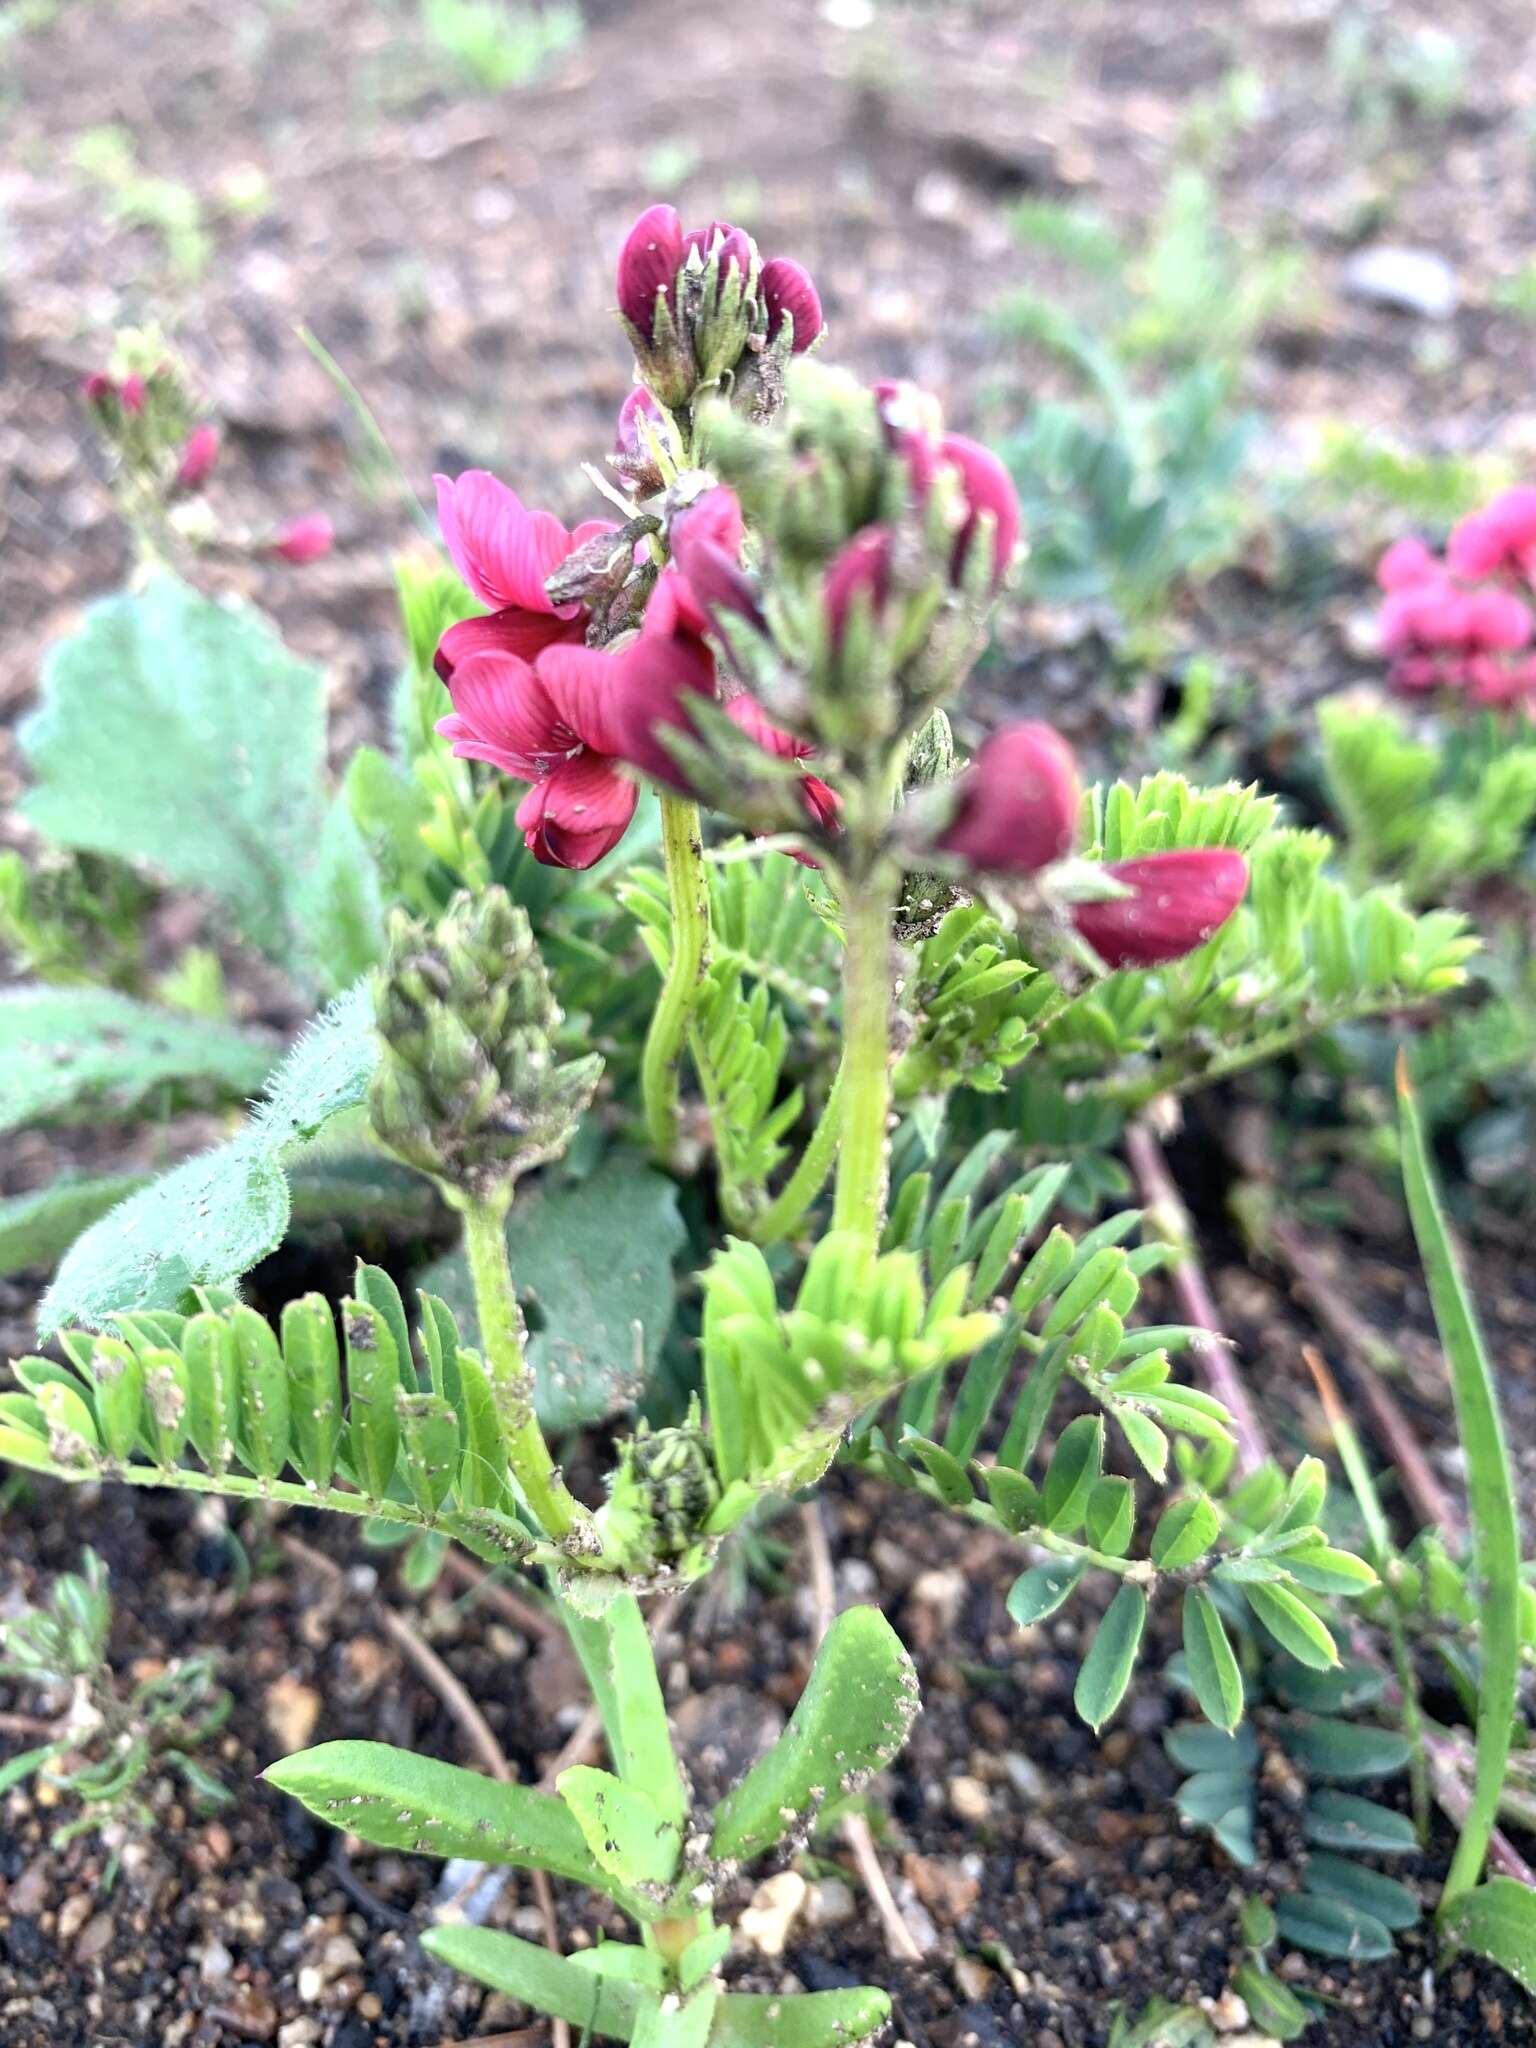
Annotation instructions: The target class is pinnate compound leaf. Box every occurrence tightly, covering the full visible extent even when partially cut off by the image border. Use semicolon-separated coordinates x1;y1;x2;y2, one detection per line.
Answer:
18;574;373;989
421;1163;686;1432
0;988;275;1135
38;985;378;1336
1441;1877;1536;1993
1074;1584;1147;1732
710;1607;918;1862
264;1741;606;1890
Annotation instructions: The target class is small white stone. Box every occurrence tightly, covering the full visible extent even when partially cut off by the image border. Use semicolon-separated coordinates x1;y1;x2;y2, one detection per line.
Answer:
948;1774;991;1823
738;1871;808;1958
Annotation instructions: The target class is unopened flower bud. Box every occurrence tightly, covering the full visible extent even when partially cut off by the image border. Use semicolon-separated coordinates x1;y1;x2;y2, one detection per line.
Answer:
760;257;823;354
1072;850;1249;968
613;385;667;493
119;372;147;415
933;723;1080;876
271;513;333;564
594;1417;721;1574
174;423;220;491
368;888;603;1199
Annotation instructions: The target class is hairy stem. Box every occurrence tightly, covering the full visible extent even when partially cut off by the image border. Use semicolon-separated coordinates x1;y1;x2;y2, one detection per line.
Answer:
831;866;897;1252
643;794;711;1163
751;1065;845;1244
459;1193;583;1540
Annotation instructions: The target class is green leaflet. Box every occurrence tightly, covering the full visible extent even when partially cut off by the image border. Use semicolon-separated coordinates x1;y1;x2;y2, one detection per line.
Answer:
38;984;379;1336
18;573;377;989
712;1989;892;2047
710;1607;918;1862
421;1163;686;1433
1441;1878;1536;1993
0;987;275;1135
556;1767;681;1890
422;1926;639;2040
1181;1588;1243;1733
265;1742;609;1891
1074;1584;1147;1733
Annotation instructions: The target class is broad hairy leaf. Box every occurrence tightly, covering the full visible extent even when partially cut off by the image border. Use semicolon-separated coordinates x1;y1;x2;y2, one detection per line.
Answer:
710;1606;918;1862
0;987;275;1134
264;1741;607;1889
18;573;376;991
421;1163;686;1431
38;984;378;1335
0;1172;150;1278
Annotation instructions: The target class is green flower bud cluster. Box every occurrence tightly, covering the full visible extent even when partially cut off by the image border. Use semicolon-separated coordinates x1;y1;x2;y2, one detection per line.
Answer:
591;1416;723;1578
368;887;602;1200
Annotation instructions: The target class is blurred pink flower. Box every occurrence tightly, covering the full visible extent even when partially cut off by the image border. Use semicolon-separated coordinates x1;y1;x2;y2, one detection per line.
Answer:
934;723;1080;877
435;470;615;618
1447;486;1536;582
1073;851;1249;969
174;423;220;491
271;514;333;564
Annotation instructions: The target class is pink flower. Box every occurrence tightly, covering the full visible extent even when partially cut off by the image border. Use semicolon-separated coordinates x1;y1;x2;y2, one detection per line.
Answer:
119;373;147;415
174;423;219;490
271;514;333;564
538;569;718;792
760;257;823;353
81;371;116;405
1072;851;1249;969
617;204;687;334
824;528;894;642
725;695;841;855
1376;536;1440;591
1447;486;1536;582
671;488;764;634
435;470;615;619
434;606;584;686
437;648;638;871
939;434;1021;591
934;723;1080;877
1464;586;1533;651
615;385;664;460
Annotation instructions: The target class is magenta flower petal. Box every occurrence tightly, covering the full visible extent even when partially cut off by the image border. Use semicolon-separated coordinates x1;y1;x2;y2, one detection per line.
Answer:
935;723;1080;877
515;752;638;869
823;527;893;643
1073;850;1249;969
940;434;1021;590
615;384;665;458
437;650;576;779
612;618;718;788
1465;586;1533;651
434;606;584;684
617;204;685;333
761;257;823;352
271;514;333;564
434;471;579;615
535;643;636;761
1376;536;1439;591
725;693;810;761
671;491;763;635
174;423;219;490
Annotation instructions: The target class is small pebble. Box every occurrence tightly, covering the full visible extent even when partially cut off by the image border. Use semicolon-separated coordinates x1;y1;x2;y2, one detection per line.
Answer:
948;1774;991;1823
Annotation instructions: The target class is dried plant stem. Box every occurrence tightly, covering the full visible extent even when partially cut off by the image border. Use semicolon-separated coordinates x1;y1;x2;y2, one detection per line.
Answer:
1123;1118;1268;1472
799;1502;927;1964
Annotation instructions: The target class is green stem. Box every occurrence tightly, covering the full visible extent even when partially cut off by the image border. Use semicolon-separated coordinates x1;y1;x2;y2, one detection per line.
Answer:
750;1065;845;1244
643;794;711;1163
459;1192;583;1541
831;865;897;1252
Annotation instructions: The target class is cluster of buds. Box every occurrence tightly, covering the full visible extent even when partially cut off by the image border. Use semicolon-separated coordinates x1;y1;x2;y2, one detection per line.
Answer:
80;330;331;565
369;887;602;1199
616;205;823;418
589;1414;723;1579
1376;489;1536;710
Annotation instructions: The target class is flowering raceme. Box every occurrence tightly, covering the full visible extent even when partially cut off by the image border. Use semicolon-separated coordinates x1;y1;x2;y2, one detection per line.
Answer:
929;721;1249;967
1375;489;1536;708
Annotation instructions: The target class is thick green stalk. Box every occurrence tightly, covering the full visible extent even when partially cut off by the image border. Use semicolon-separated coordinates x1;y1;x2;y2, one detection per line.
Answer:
459;1192;582;1540
1399;1061;1521;1913
643;794;711;1162
831;864;897;1252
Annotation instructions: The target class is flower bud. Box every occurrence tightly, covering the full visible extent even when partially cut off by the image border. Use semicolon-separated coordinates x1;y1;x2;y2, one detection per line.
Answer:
933;723;1079;876
593;1417;722;1575
940;434;1021;593
1071;850;1249;969
616;202;696;410
670;487;764;635
119;372;147;415
369;887;603;1198
1376;535;1438;591
823;526;893;643
174;423;220;491
613;385;667;493
760;257;823;354
271;513;333;564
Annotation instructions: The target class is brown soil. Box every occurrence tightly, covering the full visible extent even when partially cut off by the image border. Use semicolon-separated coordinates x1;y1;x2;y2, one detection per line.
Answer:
4;0;1536;2042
